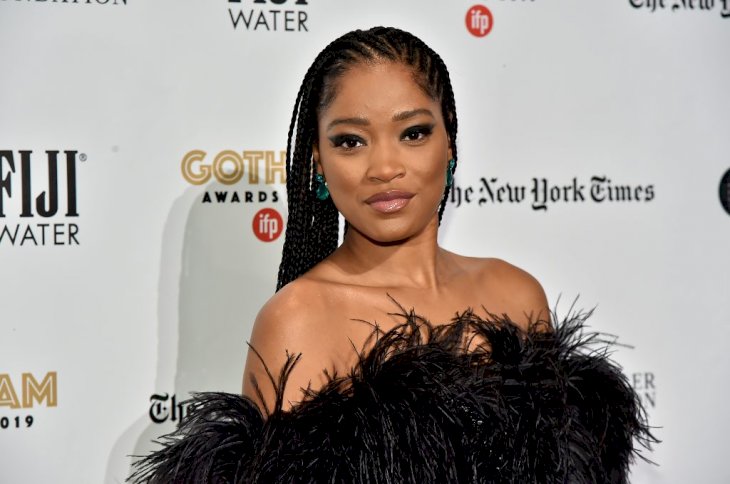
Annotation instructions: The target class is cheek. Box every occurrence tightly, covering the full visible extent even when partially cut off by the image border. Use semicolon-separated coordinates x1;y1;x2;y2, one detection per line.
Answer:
324;162;358;189
322;166;361;212
419;156;447;185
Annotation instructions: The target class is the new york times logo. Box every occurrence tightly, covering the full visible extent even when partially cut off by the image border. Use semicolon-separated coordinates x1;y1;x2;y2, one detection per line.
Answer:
228;0;309;32
182;150;284;204
450;175;655;211
148;393;192;425
630;0;730;18
0;150;81;247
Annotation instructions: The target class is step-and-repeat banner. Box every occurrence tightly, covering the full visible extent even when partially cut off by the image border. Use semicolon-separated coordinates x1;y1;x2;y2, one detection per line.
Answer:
1;1;728;482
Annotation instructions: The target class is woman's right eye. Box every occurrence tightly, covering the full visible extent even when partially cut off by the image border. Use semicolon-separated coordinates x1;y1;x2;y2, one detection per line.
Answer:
329;135;365;151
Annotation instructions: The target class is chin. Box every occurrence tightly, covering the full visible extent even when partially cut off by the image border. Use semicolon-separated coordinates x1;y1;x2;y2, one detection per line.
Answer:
352;220;430;245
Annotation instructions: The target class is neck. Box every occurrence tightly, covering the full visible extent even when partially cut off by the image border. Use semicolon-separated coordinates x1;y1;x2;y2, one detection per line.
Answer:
332;216;448;289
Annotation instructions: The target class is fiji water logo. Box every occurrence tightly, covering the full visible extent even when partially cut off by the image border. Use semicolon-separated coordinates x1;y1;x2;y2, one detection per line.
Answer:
0;150;82;247
228;0;310;32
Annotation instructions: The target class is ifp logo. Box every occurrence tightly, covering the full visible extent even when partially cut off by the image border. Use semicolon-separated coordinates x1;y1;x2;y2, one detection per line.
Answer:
466;5;494;37
253;208;283;242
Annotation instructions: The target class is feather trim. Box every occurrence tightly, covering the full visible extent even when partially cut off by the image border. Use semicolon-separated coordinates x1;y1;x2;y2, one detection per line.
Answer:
130;308;657;484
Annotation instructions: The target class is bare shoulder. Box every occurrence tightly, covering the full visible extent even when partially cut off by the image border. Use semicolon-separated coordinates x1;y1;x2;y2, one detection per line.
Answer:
242;277;335;414
465;256;551;330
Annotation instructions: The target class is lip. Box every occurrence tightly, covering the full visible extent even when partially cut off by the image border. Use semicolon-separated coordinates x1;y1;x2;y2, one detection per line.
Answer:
365;190;415;214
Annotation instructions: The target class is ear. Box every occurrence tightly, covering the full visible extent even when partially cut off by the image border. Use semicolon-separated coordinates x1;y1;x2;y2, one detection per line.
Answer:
312;142;322;174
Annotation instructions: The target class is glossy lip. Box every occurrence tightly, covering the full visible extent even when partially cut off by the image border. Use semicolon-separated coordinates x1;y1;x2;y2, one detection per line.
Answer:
364;190;415;214
364;190;415;204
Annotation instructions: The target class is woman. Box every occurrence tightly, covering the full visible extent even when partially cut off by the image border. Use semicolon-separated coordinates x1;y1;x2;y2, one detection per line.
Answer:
132;27;654;483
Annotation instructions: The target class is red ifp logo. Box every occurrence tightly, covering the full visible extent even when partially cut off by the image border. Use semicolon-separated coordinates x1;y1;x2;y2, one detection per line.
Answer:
252;208;283;242
466;5;493;37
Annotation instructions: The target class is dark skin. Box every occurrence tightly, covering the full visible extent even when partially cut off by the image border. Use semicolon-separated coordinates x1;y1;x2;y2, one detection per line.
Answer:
243;61;550;413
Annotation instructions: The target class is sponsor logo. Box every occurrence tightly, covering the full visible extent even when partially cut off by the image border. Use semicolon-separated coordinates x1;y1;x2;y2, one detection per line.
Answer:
0;372;57;409
148;393;192;425
720;168;730;216
449;175;655;211
0;150;82;247
630;371;657;410
181;149;284;206
629;0;730;17
1;0;127;5
466;4;494;37
228;0;309;32
253;207;283;241
0;372;57;430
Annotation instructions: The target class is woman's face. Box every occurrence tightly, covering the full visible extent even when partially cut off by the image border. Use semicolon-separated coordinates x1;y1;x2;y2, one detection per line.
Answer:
314;61;452;244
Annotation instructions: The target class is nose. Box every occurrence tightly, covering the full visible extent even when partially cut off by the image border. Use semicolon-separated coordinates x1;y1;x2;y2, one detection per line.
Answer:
365;142;405;183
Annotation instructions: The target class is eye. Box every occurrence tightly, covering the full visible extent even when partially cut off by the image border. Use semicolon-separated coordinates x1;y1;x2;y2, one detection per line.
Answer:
329;134;365;151
401;124;434;143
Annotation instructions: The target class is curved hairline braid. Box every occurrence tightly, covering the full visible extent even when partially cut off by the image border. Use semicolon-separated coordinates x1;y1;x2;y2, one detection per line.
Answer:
276;27;459;292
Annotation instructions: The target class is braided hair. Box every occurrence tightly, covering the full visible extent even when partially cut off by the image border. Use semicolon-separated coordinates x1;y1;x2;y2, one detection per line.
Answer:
276;26;459;291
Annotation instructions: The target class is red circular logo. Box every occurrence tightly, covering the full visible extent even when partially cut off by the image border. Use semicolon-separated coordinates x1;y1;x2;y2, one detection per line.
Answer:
252;208;283;242
465;5;494;38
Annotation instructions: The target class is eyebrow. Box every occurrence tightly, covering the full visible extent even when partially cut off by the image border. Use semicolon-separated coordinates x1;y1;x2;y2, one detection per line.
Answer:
326;116;369;131
392;108;435;122
326;108;435;131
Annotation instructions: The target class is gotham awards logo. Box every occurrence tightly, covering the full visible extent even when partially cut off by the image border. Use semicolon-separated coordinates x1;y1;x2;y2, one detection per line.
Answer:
181;149;284;205
0;372;58;430
180;149;285;240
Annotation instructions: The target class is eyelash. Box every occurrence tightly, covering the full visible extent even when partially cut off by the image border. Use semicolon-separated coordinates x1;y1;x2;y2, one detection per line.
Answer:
329;124;435;151
401;125;434;143
330;135;364;151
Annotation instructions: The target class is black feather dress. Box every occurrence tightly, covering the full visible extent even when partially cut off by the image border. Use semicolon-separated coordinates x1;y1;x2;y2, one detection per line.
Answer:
129;307;657;483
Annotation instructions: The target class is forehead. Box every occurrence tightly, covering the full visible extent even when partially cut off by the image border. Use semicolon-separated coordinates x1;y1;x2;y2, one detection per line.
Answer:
319;61;441;122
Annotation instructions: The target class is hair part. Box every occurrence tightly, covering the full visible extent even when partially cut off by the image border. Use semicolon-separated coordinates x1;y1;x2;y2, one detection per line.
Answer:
277;26;459;291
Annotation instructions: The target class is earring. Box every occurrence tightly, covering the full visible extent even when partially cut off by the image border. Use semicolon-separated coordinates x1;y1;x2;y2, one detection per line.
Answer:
315;173;330;200
446;159;456;187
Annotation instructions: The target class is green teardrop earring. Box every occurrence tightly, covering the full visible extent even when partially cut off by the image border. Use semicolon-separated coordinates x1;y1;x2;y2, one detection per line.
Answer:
446;159;456;187
315;173;330;200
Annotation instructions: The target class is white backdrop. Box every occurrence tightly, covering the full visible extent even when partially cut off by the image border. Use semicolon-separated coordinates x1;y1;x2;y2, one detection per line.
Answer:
1;1;729;482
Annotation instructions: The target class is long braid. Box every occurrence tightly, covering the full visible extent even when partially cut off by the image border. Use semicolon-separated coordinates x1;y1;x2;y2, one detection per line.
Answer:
433;52;459;223
278;47;339;289
276;27;459;291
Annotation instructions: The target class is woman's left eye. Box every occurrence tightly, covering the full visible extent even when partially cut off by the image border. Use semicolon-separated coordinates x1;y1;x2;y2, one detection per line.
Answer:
402;125;434;142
